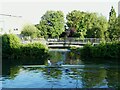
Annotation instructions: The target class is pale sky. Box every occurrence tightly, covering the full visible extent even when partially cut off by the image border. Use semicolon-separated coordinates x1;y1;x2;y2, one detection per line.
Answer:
0;0;119;24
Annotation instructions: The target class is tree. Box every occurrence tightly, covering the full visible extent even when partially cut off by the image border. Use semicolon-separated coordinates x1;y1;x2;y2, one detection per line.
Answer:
112;15;120;40
21;24;40;39
38;10;65;38
66;10;82;29
66;10;86;38
86;15;108;41
68;27;77;37
66;10;108;39
81;12;98;38
108;6;117;41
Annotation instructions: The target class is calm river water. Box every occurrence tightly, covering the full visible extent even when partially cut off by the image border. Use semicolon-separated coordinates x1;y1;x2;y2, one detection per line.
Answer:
1;49;120;88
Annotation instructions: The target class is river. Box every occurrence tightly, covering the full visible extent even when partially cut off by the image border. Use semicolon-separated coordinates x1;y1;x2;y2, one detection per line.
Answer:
1;49;120;88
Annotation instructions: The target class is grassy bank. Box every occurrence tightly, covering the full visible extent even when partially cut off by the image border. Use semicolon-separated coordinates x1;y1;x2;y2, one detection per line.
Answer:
70;41;120;59
2;34;49;65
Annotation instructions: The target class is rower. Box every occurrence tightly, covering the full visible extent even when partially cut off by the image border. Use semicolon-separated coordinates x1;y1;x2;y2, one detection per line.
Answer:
48;59;52;66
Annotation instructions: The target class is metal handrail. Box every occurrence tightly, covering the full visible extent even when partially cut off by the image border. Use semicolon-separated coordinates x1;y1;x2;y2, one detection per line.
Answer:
47;38;101;43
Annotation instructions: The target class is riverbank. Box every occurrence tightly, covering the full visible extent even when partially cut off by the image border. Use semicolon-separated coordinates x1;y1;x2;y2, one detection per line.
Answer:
2;34;49;65
70;41;120;59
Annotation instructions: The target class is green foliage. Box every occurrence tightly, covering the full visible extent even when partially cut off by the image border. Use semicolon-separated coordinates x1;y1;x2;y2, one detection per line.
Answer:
2;34;21;48
80;42;120;59
113;15;120;40
80;43;93;58
21;24;40;39
2;34;49;64
69;46;81;59
70;41;120;59
17;43;49;64
66;10;87;38
66;10;82;28
66;10;108;40
107;6;118;41
38;10;65;38
2;34;21;58
20;43;48;59
87;16;108;41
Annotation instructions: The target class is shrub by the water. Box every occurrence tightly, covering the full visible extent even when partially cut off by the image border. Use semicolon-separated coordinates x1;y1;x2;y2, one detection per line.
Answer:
94;42;120;58
70;41;120;59
80;43;93;58
2;34;21;59
69;46;81;59
80;42;120;59
20;43;48;59
2;34;49;65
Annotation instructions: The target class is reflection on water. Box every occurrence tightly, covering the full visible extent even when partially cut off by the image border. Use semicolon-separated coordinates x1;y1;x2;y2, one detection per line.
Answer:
49;49;83;65
2;49;120;88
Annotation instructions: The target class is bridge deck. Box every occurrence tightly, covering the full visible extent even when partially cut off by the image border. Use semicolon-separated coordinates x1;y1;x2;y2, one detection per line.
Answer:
22;65;119;68
49;49;70;52
47;42;99;44
48;44;83;48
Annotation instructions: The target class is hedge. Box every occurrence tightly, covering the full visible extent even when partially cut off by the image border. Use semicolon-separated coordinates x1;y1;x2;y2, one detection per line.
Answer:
2;34;49;65
70;42;120;59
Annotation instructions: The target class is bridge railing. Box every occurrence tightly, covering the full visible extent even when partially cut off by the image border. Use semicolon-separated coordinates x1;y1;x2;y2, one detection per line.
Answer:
47;38;101;44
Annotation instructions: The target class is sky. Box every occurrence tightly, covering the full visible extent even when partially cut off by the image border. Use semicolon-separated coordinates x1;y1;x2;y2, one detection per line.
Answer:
0;0;119;24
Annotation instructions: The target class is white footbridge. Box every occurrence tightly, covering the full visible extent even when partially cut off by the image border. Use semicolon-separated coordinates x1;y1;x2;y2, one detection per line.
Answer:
47;38;101;48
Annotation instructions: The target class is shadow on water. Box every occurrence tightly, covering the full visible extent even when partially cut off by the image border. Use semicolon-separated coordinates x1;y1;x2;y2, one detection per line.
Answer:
2;49;120;88
2;57;47;78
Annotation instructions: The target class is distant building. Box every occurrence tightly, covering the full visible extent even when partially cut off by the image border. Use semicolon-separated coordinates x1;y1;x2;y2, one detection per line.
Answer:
0;14;23;35
118;1;120;16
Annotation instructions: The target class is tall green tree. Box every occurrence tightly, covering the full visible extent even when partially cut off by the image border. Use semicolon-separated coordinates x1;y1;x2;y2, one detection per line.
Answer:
66;10;108;39
66;10;82;29
66;10;87;38
38;10;65;38
108;6;117;41
87;15;108;41
83;13;98;38
111;15;120;40
114;15;120;39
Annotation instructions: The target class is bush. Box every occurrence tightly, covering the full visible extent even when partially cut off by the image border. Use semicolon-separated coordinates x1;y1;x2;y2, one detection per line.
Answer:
2;34;49;65
80;43;93;58
91;43;106;58
21;24;40;39
80;41;120;59
70;41;120;59
2;34;21;58
20;43;48;59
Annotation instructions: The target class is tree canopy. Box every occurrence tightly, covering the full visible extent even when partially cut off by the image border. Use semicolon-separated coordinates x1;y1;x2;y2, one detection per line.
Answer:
38;10;65;38
108;6;117;41
114;15;120;40
21;24;40;39
33;6;119;41
66;10;108;39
